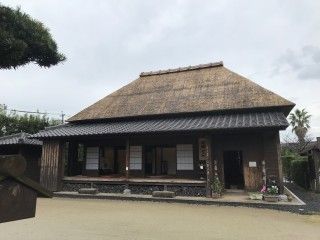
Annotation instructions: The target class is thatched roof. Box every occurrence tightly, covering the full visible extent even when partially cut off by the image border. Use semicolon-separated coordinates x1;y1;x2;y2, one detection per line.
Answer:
68;62;294;122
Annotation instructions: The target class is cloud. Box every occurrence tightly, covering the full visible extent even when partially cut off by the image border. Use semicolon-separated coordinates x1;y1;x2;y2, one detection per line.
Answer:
0;0;319;140
274;45;320;80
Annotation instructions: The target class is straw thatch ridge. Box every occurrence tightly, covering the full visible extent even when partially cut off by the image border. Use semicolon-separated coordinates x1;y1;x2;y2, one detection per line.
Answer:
140;62;223;77
68;63;294;122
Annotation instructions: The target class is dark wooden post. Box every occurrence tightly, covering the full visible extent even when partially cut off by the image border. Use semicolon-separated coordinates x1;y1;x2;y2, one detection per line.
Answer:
125;138;130;179
205;136;213;198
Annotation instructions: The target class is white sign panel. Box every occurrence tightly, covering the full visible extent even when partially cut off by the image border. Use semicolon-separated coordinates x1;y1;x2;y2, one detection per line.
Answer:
249;161;257;168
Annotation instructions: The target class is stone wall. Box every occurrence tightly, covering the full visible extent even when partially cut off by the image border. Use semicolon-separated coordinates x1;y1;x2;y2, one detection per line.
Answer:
62;182;206;197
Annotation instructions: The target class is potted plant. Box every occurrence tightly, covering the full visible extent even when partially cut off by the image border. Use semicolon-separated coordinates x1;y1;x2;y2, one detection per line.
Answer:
248;192;263;200
263;185;279;202
248;185;265;200
211;176;223;198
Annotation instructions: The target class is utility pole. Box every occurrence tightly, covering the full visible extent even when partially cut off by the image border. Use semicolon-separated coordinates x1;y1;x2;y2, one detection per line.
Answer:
61;111;65;124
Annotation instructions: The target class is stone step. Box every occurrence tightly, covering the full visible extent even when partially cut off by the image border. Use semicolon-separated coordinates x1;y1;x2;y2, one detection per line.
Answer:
152;190;175;198
78;188;98;195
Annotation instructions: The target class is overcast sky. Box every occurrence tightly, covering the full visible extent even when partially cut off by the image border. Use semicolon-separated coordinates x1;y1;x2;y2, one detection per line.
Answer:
1;0;319;139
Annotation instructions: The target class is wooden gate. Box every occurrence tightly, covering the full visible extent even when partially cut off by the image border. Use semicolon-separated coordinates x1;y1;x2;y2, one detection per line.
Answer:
40;140;64;191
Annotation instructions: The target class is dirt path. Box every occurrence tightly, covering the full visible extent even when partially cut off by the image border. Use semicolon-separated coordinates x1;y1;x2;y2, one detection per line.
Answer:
1;198;320;240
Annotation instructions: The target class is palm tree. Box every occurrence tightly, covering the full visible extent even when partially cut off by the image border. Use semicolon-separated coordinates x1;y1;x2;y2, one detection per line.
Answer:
289;109;311;143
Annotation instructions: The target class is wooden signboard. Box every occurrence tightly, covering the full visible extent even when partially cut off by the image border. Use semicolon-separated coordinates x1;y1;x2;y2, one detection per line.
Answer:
0;155;52;223
0;178;38;223
199;138;209;161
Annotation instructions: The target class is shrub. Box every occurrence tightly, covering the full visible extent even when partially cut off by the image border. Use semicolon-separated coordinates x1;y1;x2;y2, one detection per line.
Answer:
290;158;310;189
211;176;223;194
281;149;300;181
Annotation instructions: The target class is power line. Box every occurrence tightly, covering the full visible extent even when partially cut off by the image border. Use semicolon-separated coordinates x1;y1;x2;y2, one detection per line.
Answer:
7;108;47;115
0;104;70;123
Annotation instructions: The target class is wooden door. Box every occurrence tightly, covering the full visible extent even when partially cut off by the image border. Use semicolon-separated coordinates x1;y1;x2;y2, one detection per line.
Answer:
223;151;244;189
163;147;176;175
116;149;126;175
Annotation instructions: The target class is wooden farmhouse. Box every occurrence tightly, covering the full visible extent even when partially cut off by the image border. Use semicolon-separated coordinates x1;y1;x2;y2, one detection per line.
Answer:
0;132;42;182
31;62;295;197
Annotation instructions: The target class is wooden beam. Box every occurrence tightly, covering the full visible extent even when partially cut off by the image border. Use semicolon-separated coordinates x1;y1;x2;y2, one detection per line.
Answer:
205;137;213;198
16;175;52;197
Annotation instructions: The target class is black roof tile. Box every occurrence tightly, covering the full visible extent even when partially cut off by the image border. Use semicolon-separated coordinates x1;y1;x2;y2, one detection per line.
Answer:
0;132;42;146
31;112;289;139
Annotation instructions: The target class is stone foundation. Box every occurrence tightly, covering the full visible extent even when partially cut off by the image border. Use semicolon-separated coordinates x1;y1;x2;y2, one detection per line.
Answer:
62;182;206;197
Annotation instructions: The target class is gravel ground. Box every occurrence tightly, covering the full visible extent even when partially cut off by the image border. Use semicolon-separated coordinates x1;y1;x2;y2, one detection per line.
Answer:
285;183;320;214
1;198;320;240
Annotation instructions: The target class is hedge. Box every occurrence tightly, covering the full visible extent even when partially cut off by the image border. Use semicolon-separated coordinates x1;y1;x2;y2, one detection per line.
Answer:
281;150;303;181
290;158;310;189
282;151;296;181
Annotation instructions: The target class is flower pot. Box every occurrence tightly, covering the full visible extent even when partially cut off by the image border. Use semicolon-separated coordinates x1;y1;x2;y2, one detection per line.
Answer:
249;193;263;200
263;195;279;202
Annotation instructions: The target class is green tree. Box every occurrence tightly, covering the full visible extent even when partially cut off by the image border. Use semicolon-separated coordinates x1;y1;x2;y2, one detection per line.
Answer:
289;108;311;143
0;106;60;136
281;149;304;181
0;4;65;69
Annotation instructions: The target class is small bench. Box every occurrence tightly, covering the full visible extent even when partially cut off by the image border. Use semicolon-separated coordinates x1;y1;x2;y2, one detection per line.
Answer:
152;190;175;198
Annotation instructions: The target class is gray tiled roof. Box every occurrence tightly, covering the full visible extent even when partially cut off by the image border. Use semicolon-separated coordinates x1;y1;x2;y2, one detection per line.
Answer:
31;112;289;139
0;132;42;146
282;141;320;153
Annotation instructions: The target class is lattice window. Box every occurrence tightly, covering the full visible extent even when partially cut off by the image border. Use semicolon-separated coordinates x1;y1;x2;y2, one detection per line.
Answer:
86;147;99;170
130;146;142;170
177;144;193;170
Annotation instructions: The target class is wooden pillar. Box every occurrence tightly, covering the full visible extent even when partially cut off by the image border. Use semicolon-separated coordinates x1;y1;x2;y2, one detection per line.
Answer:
263;131;283;193
40;140;65;192
205;137;213;198
125;138;130;179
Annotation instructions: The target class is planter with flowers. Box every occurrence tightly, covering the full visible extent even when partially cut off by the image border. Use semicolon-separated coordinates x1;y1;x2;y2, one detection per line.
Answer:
262;185;279;202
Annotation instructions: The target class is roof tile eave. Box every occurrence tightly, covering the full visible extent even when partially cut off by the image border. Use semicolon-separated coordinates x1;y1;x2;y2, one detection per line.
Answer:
67;104;295;123
32;112;288;139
